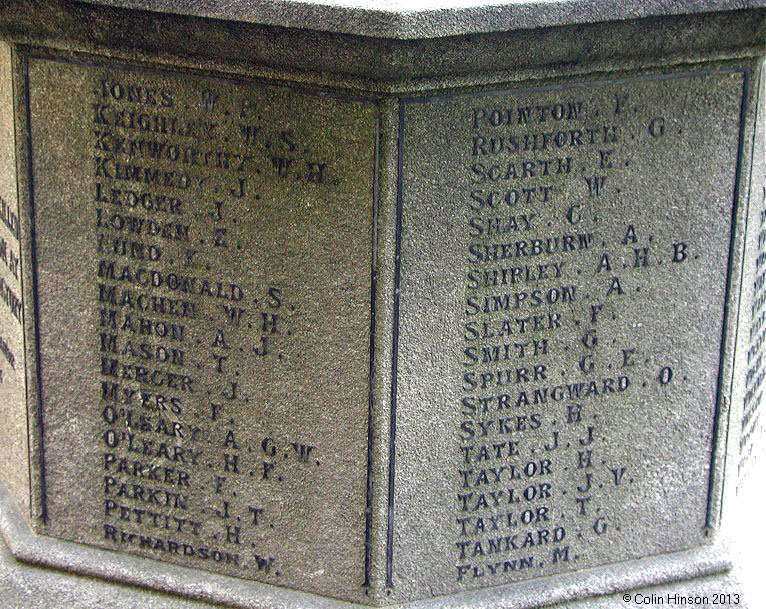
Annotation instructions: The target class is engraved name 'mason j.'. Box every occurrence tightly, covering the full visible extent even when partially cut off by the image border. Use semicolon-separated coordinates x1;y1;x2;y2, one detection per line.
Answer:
0;2;763;609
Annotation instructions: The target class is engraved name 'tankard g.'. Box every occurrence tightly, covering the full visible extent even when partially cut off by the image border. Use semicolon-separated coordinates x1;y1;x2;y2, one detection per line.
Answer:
390;70;745;599
0;16;761;606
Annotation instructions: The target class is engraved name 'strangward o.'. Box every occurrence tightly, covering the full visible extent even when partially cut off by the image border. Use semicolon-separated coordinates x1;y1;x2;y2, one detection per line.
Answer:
391;70;746;598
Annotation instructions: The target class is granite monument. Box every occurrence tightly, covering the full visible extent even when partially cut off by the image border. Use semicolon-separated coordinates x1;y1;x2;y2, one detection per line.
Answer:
0;1;764;608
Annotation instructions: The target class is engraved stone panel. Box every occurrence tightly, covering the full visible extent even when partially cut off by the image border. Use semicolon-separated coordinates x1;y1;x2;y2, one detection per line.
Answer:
24;54;377;602
390;70;745;600
740;62;766;482
0;41;29;515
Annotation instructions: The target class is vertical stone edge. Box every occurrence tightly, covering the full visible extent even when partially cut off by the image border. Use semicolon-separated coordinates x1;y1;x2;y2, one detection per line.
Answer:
733;58;766;503
0;34;760;609
700;62;751;536
738;58;766;486
0;40;31;522
374;54;766;604
366;96;400;606
737;61;766;603
10;45;45;532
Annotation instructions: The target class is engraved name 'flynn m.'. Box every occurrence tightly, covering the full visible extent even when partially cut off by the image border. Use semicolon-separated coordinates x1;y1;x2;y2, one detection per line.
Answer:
3;46;755;607
390;69;746;598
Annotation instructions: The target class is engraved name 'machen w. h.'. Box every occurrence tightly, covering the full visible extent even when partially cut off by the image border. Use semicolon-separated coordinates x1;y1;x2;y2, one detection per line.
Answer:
24;56;378;600
0;2;763;609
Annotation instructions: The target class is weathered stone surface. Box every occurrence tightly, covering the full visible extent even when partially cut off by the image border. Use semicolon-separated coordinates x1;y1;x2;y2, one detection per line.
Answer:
738;50;766;486
80;0;766;39
0;41;29;519
1;2;763;84
0;1;763;609
25;54;377;603
390;70;745;600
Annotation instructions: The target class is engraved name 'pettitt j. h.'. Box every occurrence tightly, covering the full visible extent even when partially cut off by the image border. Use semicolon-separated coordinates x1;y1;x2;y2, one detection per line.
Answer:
24;56;378;600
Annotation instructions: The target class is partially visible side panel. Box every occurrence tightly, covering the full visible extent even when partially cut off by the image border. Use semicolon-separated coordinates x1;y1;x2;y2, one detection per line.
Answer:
0;41;29;516
740;61;766;482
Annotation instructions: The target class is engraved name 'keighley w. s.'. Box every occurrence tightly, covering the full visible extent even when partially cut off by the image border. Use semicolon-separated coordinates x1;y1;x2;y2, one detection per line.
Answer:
0;2;764;609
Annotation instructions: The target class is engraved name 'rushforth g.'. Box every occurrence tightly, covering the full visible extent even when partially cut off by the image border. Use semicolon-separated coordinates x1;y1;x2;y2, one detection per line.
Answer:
392;70;743;599
0;2;763;609
24;59;743;600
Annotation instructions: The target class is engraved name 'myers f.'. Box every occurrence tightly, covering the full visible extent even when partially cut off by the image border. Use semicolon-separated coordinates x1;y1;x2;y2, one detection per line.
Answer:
0;2;763;609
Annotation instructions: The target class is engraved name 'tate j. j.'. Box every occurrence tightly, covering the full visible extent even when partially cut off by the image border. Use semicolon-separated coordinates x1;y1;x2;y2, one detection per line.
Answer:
454;91;693;582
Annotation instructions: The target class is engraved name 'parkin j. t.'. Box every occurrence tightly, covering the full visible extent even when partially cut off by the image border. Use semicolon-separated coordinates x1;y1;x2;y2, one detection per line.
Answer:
0;2;763;609
26;57;378;600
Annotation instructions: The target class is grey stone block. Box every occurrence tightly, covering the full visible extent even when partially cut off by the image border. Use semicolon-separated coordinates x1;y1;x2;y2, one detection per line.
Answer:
0;1;763;608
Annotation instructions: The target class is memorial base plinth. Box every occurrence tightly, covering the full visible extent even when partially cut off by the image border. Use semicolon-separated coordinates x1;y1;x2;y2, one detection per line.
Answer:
0;481;759;608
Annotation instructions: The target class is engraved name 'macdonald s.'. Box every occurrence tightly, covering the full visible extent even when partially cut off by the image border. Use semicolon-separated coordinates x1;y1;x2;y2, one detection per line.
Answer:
97;259;244;302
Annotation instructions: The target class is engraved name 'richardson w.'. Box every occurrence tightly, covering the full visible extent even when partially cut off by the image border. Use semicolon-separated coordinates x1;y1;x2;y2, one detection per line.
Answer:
391;71;746;598
24;55;378;600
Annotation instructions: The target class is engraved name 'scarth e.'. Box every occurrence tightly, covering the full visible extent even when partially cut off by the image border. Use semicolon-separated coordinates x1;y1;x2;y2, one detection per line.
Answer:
0;43;756;607
390;70;744;598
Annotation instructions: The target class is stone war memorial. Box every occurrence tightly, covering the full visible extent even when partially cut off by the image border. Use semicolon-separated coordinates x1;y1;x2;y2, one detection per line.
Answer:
0;0;764;608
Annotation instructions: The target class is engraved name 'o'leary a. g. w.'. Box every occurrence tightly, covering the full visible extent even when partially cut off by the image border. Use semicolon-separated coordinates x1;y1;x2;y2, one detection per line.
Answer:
0;2;763;609
17;55;378;602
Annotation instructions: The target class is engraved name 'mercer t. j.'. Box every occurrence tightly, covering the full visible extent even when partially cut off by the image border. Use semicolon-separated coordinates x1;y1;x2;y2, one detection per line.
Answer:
0;1;763;608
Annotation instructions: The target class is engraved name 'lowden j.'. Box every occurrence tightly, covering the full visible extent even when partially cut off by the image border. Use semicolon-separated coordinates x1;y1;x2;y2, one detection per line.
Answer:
93;77;292;570
23;54;743;598
28;55;374;595
53;70;362;578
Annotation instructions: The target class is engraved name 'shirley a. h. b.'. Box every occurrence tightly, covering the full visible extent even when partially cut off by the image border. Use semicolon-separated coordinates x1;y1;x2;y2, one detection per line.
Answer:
394;70;743;595
0;2;764;609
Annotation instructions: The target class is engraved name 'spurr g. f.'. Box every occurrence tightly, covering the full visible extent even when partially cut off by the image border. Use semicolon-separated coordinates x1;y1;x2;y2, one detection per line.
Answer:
0;1;761;607
12;49;753;604
392;70;745;597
